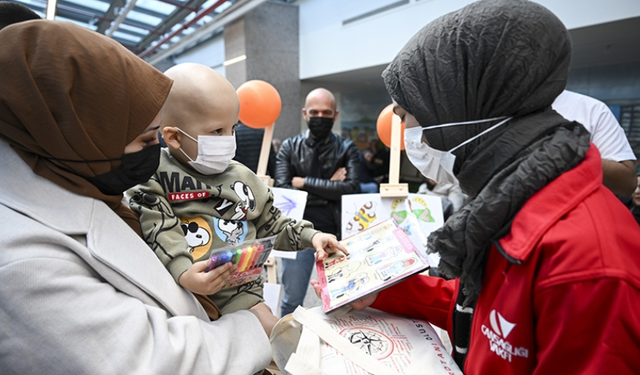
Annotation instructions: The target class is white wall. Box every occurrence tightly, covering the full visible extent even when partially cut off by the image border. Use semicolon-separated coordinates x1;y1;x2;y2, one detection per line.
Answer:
298;0;640;79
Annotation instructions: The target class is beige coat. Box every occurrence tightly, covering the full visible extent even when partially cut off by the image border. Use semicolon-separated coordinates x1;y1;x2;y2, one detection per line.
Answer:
0;139;271;375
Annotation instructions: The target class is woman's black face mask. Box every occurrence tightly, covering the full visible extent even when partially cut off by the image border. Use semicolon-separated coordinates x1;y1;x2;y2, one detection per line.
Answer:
88;144;161;195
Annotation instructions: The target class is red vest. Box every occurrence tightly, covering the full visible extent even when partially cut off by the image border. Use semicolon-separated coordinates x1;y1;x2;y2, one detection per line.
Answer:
374;146;640;374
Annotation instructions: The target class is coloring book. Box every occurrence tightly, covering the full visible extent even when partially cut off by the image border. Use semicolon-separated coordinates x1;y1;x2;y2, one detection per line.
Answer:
316;219;430;313
341;193;444;267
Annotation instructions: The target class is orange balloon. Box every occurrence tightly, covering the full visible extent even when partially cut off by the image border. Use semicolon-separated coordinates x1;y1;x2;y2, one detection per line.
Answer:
376;104;405;150
237;80;282;129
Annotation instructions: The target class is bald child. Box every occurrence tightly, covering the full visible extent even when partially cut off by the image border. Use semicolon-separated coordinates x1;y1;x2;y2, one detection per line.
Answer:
126;63;344;317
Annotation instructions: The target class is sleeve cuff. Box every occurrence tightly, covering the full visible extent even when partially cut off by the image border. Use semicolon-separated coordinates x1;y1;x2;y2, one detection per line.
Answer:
301;227;320;249
167;256;194;284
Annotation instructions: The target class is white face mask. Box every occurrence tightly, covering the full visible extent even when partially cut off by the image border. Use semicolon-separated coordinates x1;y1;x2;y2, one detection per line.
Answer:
403;117;512;185
176;127;236;175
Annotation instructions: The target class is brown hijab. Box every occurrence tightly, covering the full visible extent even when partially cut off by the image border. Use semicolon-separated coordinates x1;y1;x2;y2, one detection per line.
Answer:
0;20;172;235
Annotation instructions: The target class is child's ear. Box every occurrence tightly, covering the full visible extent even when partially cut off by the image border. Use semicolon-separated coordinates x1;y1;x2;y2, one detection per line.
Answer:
162;127;181;150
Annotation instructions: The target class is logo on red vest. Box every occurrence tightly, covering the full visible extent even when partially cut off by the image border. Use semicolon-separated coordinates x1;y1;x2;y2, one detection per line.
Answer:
168;191;210;202
481;310;529;362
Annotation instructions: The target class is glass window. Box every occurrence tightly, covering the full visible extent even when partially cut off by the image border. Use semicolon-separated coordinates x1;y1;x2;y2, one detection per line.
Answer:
126;9;162;26
112;30;142;43
136;0;176;15
64;0;110;12
55;15;98;31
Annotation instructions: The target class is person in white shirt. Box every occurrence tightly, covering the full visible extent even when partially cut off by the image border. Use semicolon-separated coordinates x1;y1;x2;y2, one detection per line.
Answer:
418;179;467;212
552;90;636;196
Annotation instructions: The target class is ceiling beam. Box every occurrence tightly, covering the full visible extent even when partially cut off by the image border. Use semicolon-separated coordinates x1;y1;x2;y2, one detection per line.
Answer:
106;0;138;37
139;0;228;58
112;25;147;38
126;5;170;20
96;0;126;34
157;0;198;12
134;0;208;53
146;0;267;65
57;0;100;17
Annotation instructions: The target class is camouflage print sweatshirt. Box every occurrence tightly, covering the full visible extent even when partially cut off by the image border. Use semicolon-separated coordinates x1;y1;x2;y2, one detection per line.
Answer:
126;148;317;283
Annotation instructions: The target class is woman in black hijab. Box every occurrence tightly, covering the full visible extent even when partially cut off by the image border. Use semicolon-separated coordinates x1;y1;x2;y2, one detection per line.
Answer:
351;1;640;373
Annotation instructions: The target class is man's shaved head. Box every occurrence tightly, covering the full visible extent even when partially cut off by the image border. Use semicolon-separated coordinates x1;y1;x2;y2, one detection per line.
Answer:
303;87;338;123
304;88;336;111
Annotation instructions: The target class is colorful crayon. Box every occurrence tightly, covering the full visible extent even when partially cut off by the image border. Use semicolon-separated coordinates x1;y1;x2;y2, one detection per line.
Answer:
206;238;275;274
245;244;259;269
241;245;254;272
219;250;234;267
207;253;220;272
255;244;269;268
231;248;243;265
238;247;249;272
212;250;227;268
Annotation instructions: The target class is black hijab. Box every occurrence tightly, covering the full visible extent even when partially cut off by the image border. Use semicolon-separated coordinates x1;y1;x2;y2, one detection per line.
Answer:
383;2;594;367
383;0;573;188
383;0;591;304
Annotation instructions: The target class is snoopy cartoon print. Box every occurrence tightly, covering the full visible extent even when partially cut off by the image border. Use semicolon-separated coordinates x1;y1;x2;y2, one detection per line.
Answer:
180;217;212;259
214;218;247;245
230;181;256;221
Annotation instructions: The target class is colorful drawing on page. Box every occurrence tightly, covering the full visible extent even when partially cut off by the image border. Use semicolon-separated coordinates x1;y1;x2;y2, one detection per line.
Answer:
271;187;308;221
340;193;445;256
345;229;374;247
345;201;378;234
340;328;394;359
330;273;369;300
386;199;427;251
409;196;435;223
326;261;361;283
323;219;431;313
365;246;401;266
346;237;382;253
323;254;349;269
361;238;384;253
389;199;410;226
276;195;297;216
377;258;418;282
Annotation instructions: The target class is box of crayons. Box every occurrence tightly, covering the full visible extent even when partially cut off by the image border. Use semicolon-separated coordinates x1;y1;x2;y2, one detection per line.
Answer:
205;235;277;289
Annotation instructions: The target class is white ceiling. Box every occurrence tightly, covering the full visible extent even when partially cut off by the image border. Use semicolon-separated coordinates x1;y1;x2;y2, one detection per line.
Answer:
303;16;640;93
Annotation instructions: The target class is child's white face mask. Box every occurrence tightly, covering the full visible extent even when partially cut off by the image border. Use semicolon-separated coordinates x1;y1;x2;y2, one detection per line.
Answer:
176;127;236;175
403;117;512;185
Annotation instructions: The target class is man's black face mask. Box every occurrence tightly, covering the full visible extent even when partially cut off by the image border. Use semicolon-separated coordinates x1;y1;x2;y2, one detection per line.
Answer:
308;116;334;139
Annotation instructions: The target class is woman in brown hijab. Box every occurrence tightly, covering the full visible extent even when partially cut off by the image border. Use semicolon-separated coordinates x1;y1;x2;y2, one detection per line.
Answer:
0;20;273;374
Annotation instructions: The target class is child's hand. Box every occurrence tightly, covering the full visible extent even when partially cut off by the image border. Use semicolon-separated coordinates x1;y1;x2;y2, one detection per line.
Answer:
310;279;323;298
310;279;378;310
311;232;349;261
178;261;236;295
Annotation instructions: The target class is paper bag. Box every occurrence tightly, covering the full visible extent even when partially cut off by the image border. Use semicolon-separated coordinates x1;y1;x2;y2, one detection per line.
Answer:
270;306;462;375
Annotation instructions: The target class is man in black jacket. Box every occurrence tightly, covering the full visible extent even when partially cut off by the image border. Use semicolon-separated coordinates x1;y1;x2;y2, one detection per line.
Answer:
275;87;360;316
